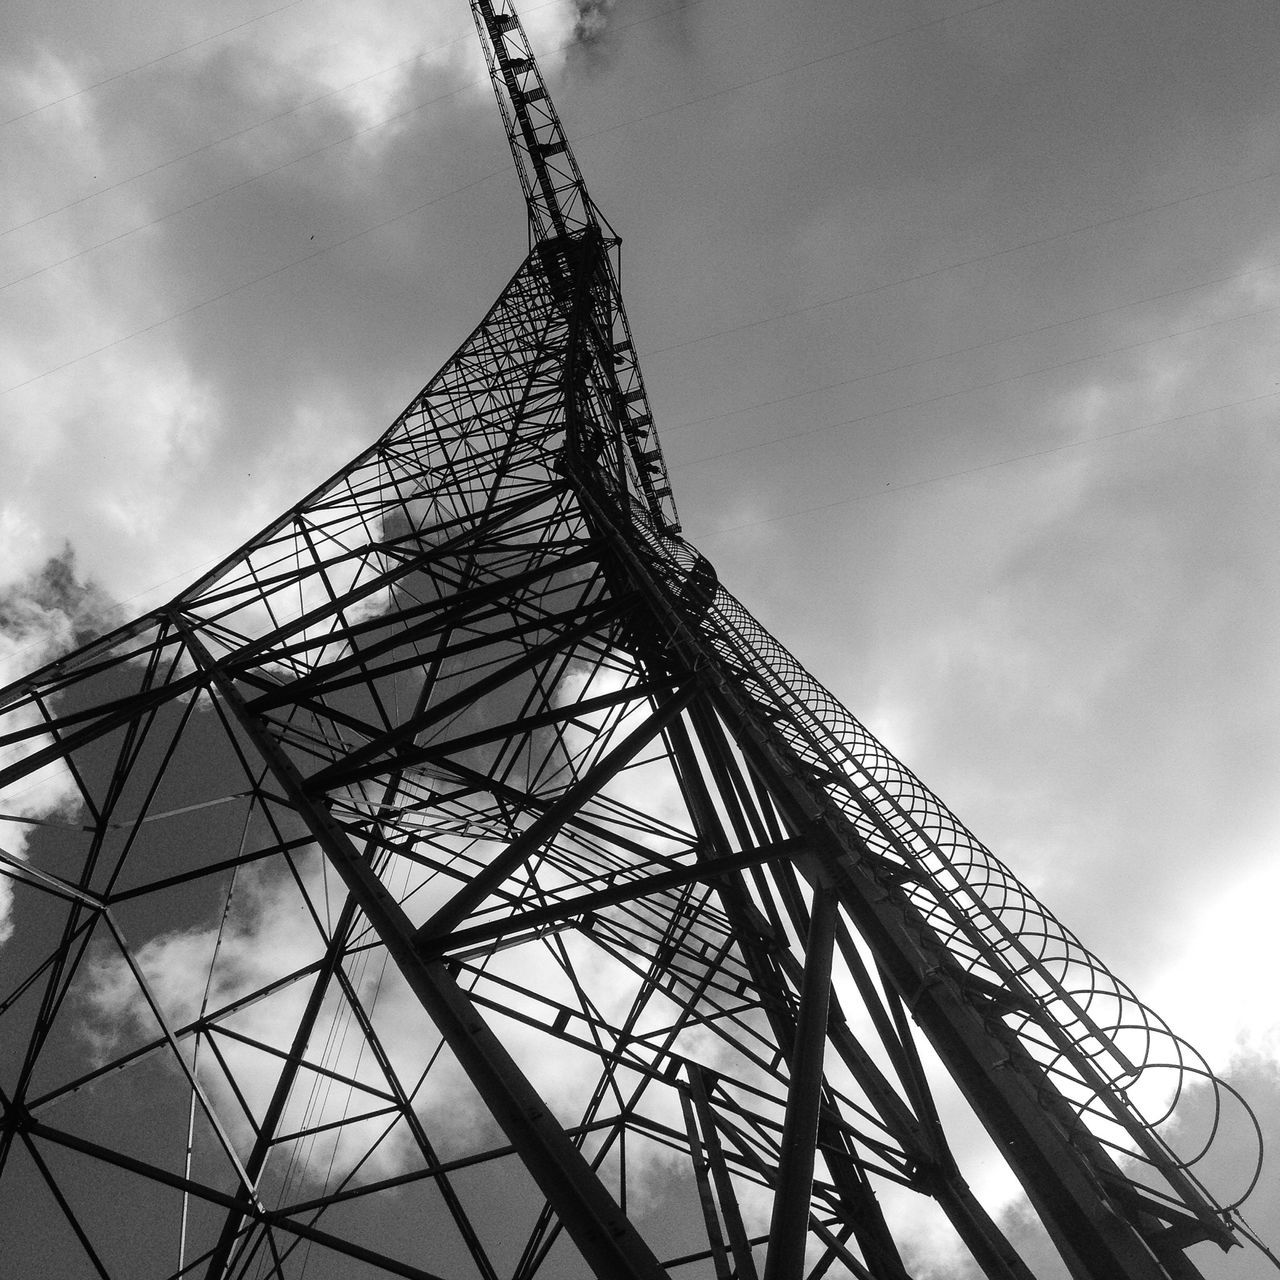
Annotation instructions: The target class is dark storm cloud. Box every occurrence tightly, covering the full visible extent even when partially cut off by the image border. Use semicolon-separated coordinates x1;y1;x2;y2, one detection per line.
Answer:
4;0;1280;1269
571;0;615;43
0;548;120;909
0;544;122;665
1;2;525;598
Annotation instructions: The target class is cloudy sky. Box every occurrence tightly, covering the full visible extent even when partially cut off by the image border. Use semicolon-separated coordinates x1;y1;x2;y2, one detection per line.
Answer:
3;0;1280;1272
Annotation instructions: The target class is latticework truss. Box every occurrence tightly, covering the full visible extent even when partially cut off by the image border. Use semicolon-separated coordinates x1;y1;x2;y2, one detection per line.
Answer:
0;3;1262;1279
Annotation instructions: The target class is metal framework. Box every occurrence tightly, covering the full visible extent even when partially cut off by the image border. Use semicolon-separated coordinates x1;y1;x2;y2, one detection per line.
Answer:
0;2;1263;1277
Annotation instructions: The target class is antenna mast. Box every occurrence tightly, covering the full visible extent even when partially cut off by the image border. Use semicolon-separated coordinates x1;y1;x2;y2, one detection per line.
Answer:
0;4;1264;1279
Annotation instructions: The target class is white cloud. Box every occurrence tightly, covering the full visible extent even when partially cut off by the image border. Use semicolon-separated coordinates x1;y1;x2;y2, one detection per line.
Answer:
68;683;719;1206
0;0;585;620
1151;844;1280;1071
82;855;440;1183
0;547;124;942
5;0;1280;1270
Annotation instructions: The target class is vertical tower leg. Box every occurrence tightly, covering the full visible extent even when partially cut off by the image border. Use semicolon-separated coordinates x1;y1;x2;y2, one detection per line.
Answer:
763;886;837;1280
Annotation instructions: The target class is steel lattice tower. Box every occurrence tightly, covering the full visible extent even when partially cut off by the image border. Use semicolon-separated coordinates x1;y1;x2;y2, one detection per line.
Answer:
0;4;1264;1278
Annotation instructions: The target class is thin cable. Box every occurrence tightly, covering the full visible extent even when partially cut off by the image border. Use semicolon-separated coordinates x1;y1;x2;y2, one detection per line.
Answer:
4;0;1009;294
1229;1209;1280;1273
0;77;485;293
3;1;1270;574
0;3;585;241
679;293;1280;470
179;807;254;1275
570;0;1014;156
10;91;1277;409
640;164;1280;362
3;291;1273;708
664;257;1280;436
0;0;607;250
690;387;1280;539
0;167;502;399
2;0;312;128
5;268;1275;661
178;1063;198;1275
0;45;449;245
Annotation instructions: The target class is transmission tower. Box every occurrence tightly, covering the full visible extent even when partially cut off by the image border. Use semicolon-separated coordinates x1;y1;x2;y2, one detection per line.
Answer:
0;3;1264;1278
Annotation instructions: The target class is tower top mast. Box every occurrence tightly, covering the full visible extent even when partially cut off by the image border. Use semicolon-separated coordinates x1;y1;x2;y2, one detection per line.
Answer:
470;0;608;246
469;0;683;536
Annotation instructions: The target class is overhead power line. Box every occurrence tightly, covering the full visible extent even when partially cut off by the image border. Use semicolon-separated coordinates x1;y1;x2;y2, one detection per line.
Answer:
694;387;1280;540
3;0;1004;277
679;288;1280;469
663;257;1280;436
1;0;313;127
7;148;1278;408
640;165;1280;364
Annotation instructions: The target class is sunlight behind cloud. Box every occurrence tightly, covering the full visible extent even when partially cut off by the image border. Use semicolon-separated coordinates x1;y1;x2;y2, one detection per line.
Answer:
82;855;466;1183
1151;840;1280;1070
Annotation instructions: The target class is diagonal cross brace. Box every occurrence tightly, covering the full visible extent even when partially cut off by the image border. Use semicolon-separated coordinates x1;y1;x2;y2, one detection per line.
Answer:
172;611;671;1280
415;680;699;943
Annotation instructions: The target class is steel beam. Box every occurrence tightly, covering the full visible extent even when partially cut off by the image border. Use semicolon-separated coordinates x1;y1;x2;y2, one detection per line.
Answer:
577;477;1216;1280
763;886;837;1280
175;613;672;1280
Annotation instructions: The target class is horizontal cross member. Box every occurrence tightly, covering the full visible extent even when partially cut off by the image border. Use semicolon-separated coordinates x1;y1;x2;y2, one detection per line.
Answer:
13;1118;453;1280
417;835;806;959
